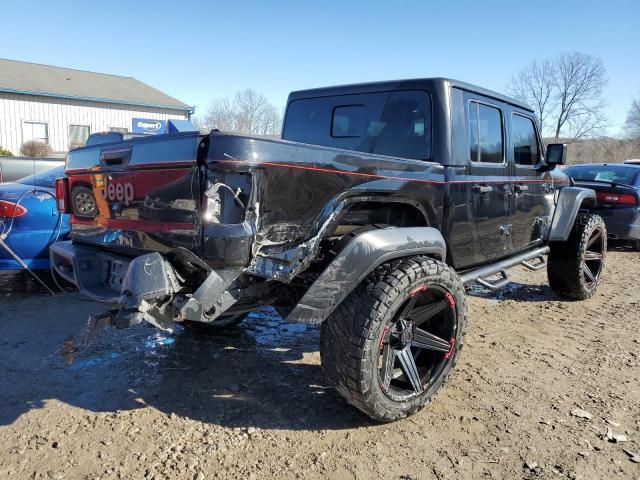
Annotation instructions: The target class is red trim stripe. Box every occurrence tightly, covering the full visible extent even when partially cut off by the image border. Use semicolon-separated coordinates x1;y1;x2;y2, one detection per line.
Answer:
212;159;570;186
65;157;570;186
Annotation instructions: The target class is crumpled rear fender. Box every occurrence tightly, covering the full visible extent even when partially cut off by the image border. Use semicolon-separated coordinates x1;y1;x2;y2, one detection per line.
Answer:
286;227;447;324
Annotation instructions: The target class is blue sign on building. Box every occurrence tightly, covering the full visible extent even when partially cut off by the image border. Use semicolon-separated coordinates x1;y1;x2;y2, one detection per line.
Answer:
132;118;167;135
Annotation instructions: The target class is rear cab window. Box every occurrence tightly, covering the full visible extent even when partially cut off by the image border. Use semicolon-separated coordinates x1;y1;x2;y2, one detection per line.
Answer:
283;90;432;161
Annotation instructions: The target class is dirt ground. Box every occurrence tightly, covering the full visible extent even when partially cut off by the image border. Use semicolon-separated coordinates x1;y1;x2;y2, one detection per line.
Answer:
0;248;639;480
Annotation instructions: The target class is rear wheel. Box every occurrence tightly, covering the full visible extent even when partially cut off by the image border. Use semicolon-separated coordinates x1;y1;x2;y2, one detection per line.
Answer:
320;256;467;422
632;240;640;252
547;213;606;300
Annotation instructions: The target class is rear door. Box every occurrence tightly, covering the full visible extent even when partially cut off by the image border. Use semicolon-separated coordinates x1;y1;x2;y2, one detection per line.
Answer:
508;111;551;249
465;96;511;257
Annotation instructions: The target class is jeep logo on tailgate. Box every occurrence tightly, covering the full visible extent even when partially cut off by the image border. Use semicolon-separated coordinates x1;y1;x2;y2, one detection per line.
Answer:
102;178;134;206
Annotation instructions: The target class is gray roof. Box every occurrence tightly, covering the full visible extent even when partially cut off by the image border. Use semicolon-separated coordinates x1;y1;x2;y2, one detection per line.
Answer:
0;58;193;111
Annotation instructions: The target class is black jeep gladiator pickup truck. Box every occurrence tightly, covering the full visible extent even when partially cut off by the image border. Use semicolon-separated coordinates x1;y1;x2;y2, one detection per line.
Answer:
50;78;606;421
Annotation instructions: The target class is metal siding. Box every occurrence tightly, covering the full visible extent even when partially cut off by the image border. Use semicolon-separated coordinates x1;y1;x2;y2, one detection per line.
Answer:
0;92;189;154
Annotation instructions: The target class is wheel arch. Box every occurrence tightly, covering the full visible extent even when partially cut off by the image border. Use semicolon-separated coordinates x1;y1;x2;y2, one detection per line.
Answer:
548;187;597;242
286;226;447;324
326;194;436;233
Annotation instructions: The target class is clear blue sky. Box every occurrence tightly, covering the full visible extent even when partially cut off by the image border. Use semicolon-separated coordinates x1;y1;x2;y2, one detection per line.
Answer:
1;0;638;134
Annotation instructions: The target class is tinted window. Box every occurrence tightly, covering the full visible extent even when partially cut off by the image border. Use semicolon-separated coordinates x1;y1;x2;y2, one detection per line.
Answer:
283;90;431;160
469;102;503;163
512;114;539;165
371;91;430;159
332;105;366;137
16;165;65;189
565;165;639;185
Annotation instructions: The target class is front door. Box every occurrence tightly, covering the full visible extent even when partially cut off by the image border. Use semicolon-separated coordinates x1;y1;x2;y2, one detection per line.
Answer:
466;97;512;257
508;111;550;250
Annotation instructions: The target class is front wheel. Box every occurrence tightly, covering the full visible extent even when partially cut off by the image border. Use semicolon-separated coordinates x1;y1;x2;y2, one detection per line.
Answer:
547;213;607;300
320;256;467;422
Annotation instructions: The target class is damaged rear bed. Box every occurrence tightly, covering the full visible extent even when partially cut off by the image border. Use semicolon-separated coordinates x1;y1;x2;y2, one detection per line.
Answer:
51;130;445;330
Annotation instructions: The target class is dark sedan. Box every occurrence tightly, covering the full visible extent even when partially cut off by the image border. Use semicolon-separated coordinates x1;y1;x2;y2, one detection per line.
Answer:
564;163;640;251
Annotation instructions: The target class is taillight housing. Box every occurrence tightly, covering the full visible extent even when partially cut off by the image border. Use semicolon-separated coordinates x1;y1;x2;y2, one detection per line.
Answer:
0;200;27;218
617;193;639;206
596;191;639;206
55;177;71;213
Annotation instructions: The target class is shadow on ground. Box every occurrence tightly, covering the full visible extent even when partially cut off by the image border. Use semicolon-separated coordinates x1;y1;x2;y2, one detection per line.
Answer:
2;242;636;431
0;280;371;430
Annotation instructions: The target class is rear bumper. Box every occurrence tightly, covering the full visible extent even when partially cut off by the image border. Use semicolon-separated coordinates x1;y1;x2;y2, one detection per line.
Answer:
50;240;183;330
49;240;243;331
595;207;640;240
49;241;130;302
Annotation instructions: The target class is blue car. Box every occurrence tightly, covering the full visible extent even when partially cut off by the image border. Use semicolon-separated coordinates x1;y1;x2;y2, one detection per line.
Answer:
0;165;69;270
565;163;640;251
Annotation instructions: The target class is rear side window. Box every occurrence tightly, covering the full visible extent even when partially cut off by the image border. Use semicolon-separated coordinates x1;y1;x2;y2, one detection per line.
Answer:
469;102;503;164
283;90;431;160
371;91;430;159
512;114;540;165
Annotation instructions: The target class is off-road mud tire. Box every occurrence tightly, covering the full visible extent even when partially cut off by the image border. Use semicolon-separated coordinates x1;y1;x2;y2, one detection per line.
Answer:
320;256;467;422
547;213;607;300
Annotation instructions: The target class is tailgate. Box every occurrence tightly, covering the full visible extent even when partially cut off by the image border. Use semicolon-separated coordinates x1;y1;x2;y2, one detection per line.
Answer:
65;133;202;254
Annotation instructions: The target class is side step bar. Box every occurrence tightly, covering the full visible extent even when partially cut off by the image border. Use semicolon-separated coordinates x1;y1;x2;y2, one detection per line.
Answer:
459;246;550;289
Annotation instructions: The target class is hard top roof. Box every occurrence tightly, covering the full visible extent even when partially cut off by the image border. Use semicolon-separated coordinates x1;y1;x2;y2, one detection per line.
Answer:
287;77;533;112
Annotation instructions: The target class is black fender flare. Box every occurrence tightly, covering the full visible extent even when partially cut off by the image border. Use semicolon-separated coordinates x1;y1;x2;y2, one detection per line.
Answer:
548;187;597;242
286;227;447;324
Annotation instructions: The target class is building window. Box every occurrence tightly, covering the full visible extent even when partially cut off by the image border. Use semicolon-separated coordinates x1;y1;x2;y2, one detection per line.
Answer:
69;125;90;149
109;127;128;133
23;121;49;144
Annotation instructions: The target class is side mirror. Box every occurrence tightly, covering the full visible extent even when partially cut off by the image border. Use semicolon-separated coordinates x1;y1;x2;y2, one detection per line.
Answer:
545;143;567;168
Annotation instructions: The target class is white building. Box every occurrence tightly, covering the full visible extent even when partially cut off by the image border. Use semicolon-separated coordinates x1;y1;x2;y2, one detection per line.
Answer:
0;58;193;155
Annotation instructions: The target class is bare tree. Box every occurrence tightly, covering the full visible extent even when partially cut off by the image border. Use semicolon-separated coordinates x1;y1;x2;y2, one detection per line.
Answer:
508;52;608;141
203;97;236;133
507;59;555;134
625;98;640;138
199;89;282;136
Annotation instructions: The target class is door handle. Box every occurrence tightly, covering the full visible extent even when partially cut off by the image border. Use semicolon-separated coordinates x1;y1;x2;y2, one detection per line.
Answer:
472;185;494;194
514;184;529;193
